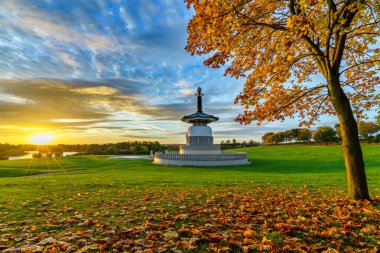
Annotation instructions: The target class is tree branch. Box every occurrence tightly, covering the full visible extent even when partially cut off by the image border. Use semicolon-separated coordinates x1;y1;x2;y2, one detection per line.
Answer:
340;60;380;74
301;35;329;77
274;85;327;114
288;0;329;77
364;3;380;28
347;32;380;39
251;53;326;97
235;11;287;31
332;0;361;71
309;95;329;122
347;21;380;33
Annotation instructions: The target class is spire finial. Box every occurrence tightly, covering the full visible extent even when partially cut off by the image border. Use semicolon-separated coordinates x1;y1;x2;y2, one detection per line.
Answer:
196;87;202;97
196;87;203;113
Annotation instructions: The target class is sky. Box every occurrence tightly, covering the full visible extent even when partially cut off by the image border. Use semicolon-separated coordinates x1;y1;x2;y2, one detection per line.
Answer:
0;0;376;145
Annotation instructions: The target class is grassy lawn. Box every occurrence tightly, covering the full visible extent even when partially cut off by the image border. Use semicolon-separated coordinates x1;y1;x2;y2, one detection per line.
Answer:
0;144;379;252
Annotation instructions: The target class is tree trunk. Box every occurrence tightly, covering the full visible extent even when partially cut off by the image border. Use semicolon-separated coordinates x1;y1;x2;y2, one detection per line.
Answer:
328;77;370;200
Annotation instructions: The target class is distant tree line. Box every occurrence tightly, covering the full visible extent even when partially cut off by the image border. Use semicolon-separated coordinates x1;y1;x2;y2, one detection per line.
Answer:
220;139;261;149
0;144;28;160
80;141;162;155
262;128;312;144
0;141;163;159
261;119;380;145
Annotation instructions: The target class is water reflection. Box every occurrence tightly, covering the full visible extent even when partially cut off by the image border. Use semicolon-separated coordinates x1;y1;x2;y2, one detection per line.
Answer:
8;151;78;160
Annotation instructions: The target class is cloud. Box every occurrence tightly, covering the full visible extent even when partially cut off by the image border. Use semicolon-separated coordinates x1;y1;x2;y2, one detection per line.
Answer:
0;79;194;134
0;80;109;126
0;78;194;143
0;78;332;144
56;51;79;69
74;86;119;95
175;80;191;88
0;0;208;86
0;93;34;104
174;80;197;96
119;7;136;31
0;1;119;52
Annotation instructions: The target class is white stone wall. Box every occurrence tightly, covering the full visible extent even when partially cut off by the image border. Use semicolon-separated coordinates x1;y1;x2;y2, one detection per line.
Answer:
179;145;221;155
153;152;250;167
153;157;250;167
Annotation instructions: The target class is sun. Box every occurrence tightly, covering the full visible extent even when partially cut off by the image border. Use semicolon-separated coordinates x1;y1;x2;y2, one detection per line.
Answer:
29;133;54;145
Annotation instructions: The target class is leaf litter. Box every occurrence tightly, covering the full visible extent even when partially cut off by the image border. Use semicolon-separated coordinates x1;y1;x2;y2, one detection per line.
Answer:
0;186;378;252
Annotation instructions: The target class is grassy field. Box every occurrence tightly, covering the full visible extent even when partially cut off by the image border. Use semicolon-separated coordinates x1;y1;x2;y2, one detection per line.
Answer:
0;144;379;252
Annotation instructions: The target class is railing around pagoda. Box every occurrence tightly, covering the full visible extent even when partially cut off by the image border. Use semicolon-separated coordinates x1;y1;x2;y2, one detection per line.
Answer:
179;144;220;150
155;152;247;161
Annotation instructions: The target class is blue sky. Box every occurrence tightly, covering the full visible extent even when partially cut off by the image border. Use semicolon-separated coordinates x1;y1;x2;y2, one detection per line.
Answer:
0;0;375;144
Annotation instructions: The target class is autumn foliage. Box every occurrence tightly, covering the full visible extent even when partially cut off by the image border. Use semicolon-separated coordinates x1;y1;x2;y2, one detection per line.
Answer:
185;0;379;126
357;121;380;140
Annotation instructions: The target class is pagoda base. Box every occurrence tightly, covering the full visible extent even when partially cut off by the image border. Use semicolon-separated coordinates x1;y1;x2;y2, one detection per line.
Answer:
153;152;250;167
179;144;221;155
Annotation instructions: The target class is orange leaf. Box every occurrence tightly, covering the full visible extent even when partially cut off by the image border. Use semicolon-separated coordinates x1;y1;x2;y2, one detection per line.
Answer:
99;243;107;250
76;230;85;236
192;228;200;234
243;229;255;238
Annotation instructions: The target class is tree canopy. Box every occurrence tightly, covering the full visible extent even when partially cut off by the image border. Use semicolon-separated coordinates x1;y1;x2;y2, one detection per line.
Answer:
185;0;379;126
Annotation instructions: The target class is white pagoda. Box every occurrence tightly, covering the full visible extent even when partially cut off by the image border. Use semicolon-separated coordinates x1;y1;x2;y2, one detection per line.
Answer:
153;87;249;166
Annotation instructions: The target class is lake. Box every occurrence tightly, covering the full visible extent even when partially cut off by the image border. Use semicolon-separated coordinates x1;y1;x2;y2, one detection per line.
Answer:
108;155;152;160
8;151;78;160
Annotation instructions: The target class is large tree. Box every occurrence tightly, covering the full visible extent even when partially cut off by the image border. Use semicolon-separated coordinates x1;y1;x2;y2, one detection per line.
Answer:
185;0;380;199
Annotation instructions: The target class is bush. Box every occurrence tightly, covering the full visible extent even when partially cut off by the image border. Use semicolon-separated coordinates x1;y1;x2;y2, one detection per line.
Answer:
54;152;63;157
131;145;149;154
0;155;9;160
375;134;380;143
32;153;43;158
271;132;285;144
105;147;116;155
297;129;312;142
313;126;338;144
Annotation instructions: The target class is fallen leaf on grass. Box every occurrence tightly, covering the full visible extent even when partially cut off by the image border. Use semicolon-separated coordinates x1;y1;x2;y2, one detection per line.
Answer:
75;230;85;236
164;231;178;238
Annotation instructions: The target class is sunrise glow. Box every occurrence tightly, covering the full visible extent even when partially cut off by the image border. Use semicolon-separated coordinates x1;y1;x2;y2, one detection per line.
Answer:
29;133;54;145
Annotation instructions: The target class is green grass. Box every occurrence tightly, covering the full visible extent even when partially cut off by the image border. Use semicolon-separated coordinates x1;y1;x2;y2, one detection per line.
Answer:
1;144;378;219
1;144;378;192
0;144;379;251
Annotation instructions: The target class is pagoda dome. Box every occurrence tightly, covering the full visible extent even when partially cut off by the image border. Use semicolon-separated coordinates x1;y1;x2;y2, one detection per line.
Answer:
187;125;212;137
